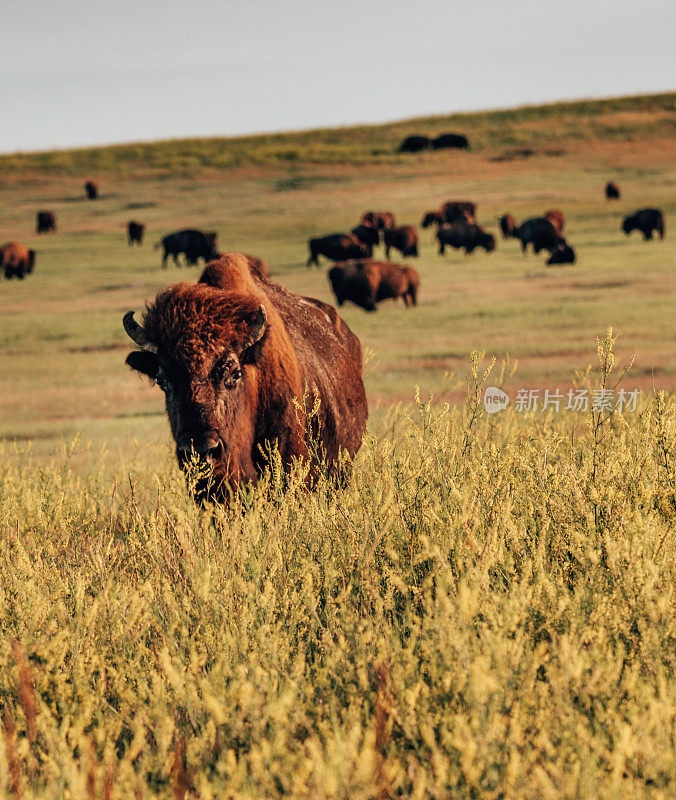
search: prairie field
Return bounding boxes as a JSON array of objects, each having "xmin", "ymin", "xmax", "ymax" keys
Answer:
[{"xmin": 0, "ymin": 94, "xmax": 674, "ymax": 798}]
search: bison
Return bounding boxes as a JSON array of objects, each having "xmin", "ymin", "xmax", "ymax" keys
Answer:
[
  {"xmin": 544, "ymin": 209, "xmax": 565, "ymax": 234},
  {"xmin": 84, "ymin": 181, "xmax": 99, "ymax": 200},
  {"xmin": 307, "ymin": 233, "xmax": 371, "ymax": 267},
  {"xmin": 36, "ymin": 210, "xmax": 56, "ymax": 234},
  {"xmin": 351, "ymin": 224, "xmax": 381, "ymax": 248},
  {"xmin": 441, "ymin": 201, "xmax": 476, "ymax": 224},
  {"xmin": 398, "ymin": 135, "xmax": 430, "ymax": 153},
  {"xmin": 512, "ymin": 217, "xmax": 562, "ymax": 254},
  {"xmin": 0, "ymin": 242, "xmax": 35, "ymax": 279},
  {"xmin": 360, "ymin": 211, "xmax": 395, "ymax": 230},
  {"xmin": 155, "ymin": 229, "xmax": 219, "ymax": 268},
  {"xmin": 546, "ymin": 244, "xmax": 576, "ymax": 265},
  {"xmin": 622, "ymin": 208, "xmax": 664, "ymax": 241},
  {"xmin": 243, "ymin": 254, "xmax": 270, "ymax": 278},
  {"xmin": 123, "ymin": 252, "xmax": 368, "ymax": 502},
  {"xmin": 127, "ymin": 221, "xmax": 145, "ymax": 246},
  {"xmin": 384, "ymin": 226, "xmax": 418, "ymax": 259},
  {"xmin": 421, "ymin": 211, "xmax": 445, "ymax": 229},
  {"xmin": 605, "ymin": 182, "xmax": 621, "ymax": 200},
  {"xmin": 328, "ymin": 260, "xmax": 419, "ymax": 312},
  {"xmin": 437, "ymin": 223, "xmax": 495, "ymax": 255},
  {"xmin": 499, "ymin": 214, "xmax": 516, "ymax": 239},
  {"xmin": 431, "ymin": 133, "xmax": 470, "ymax": 150}
]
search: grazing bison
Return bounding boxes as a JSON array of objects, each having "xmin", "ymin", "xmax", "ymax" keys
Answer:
[
  {"xmin": 123, "ymin": 252, "xmax": 368, "ymax": 502},
  {"xmin": 84, "ymin": 181, "xmax": 99, "ymax": 200},
  {"xmin": 512, "ymin": 217, "xmax": 561, "ymax": 254},
  {"xmin": 384, "ymin": 225, "xmax": 418, "ymax": 259},
  {"xmin": 127, "ymin": 221, "xmax": 145, "ymax": 246},
  {"xmin": 307, "ymin": 233, "xmax": 371, "ymax": 267},
  {"xmin": 437, "ymin": 223, "xmax": 496, "ymax": 255},
  {"xmin": 431, "ymin": 133, "xmax": 470, "ymax": 150},
  {"xmin": 441, "ymin": 201, "xmax": 476, "ymax": 224},
  {"xmin": 547, "ymin": 244, "xmax": 576, "ymax": 265},
  {"xmin": 622, "ymin": 208, "xmax": 664, "ymax": 241},
  {"xmin": 0, "ymin": 242, "xmax": 35, "ymax": 279},
  {"xmin": 36, "ymin": 210, "xmax": 56, "ymax": 234},
  {"xmin": 605, "ymin": 181, "xmax": 621, "ymax": 200},
  {"xmin": 399, "ymin": 135, "xmax": 430, "ymax": 153},
  {"xmin": 360, "ymin": 211, "xmax": 395, "ymax": 230},
  {"xmin": 328, "ymin": 260, "xmax": 419, "ymax": 312},
  {"xmin": 351, "ymin": 224, "xmax": 381, "ymax": 248},
  {"xmin": 155, "ymin": 229, "xmax": 218, "ymax": 268},
  {"xmin": 544, "ymin": 209, "xmax": 565, "ymax": 234},
  {"xmin": 421, "ymin": 210, "xmax": 445, "ymax": 229},
  {"xmin": 499, "ymin": 213, "xmax": 516, "ymax": 239}
]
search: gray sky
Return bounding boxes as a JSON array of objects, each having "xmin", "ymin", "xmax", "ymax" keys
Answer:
[{"xmin": 3, "ymin": 0, "xmax": 674, "ymax": 154}]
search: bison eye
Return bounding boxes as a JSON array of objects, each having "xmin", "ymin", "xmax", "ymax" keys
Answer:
[{"xmin": 213, "ymin": 355, "xmax": 241, "ymax": 389}]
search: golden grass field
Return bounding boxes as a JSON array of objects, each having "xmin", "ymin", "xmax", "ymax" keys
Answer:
[{"xmin": 0, "ymin": 94, "xmax": 674, "ymax": 798}]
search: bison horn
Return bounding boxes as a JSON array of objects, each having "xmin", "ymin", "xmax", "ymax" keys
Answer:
[
  {"xmin": 123, "ymin": 311, "xmax": 157, "ymax": 351},
  {"xmin": 243, "ymin": 305, "xmax": 267, "ymax": 350}
]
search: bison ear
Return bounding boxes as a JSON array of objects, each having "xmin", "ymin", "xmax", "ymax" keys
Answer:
[
  {"xmin": 242, "ymin": 305, "xmax": 267, "ymax": 351},
  {"xmin": 126, "ymin": 350, "xmax": 159, "ymax": 379}
]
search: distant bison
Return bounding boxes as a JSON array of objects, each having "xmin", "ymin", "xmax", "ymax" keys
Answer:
[
  {"xmin": 605, "ymin": 181, "xmax": 620, "ymax": 200},
  {"xmin": 547, "ymin": 244, "xmax": 576, "ymax": 265},
  {"xmin": 127, "ymin": 221, "xmax": 145, "ymax": 246},
  {"xmin": 431, "ymin": 133, "xmax": 470, "ymax": 150},
  {"xmin": 544, "ymin": 209, "xmax": 565, "ymax": 234},
  {"xmin": 328, "ymin": 260, "xmax": 419, "ymax": 312},
  {"xmin": 399, "ymin": 135, "xmax": 430, "ymax": 153},
  {"xmin": 499, "ymin": 213, "xmax": 516, "ymax": 239},
  {"xmin": 0, "ymin": 242, "xmax": 35, "ymax": 279},
  {"xmin": 437, "ymin": 223, "xmax": 496, "ymax": 255},
  {"xmin": 123, "ymin": 252, "xmax": 367, "ymax": 502},
  {"xmin": 384, "ymin": 225, "xmax": 418, "ymax": 259},
  {"xmin": 36, "ymin": 210, "xmax": 56, "ymax": 234},
  {"xmin": 360, "ymin": 211, "xmax": 395, "ymax": 230},
  {"xmin": 512, "ymin": 217, "xmax": 562, "ymax": 254},
  {"xmin": 307, "ymin": 233, "xmax": 371, "ymax": 266},
  {"xmin": 155, "ymin": 229, "xmax": 219, "ymax": 268},
  {"xmin": 351, "ymin": 224, "xmax": 381, "ymax": 248},
  {"xmin": 84, "ymin": 181, "xmax": 99, "ymax": 200},
  {"xmin": 441, "ymin": 201, "xmax": 476, "ymax": 224},
  {"xmin": 421, "ymin": 210, "xmax": 445, "ymax": 229},
  {"xmin": 622, "ymin": 208, "xmax": 664, "ymax": 240}
]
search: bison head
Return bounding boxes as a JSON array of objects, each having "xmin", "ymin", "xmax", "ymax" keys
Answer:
[
  {"xmin": 351, "ymin": 224, "xmax": 380, "ymax": 247},
  {"xmin": 483, "ymin": 233, "xmax": 496, "ymax": 252},
  {"xmin": 124, "ymin": 286, "xmax": 268, "ymax": 499},
  {"xmin": 621, "ymin": 217, "xmax": 633, "ymax": 235}
]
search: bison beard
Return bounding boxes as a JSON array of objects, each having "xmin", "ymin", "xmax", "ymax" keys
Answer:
[{"xmin": 124, "ymin": 253, "xmax": 368, "ymax": 502}]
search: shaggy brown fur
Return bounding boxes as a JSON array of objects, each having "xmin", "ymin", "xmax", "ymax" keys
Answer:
[
  {"xmin": 125, "ymin": 253, "xmax": 367, "ymax": 501},
  {"xmin": 328, "ymin": 260, "xmax": 419, "ymax": 311},
  {"xmin": 360, "ymin": 211, "xmax": 395, "ymax": 230},
  {"xmin": 243, "ymin": 254, "xmax": 270, "ymax": 277},
  {"xmin": 544, "ymin": 209, "xmax": 565, "ymax": 234},
  {"xmin": 384, "ymin": 226, "xmax": 418, "ymax": 259},
  {"xmin": 441, "ymin": 201, "xmax": 476, "ymax": 224},
  {"xmin": 0, "ymin": 242, "xmax": 35, "ymax": 279}
]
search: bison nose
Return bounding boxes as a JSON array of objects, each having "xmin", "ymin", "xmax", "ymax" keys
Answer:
[{"xmin": 177, "ymin": 436, "xmax": 223, "ymax": 465}]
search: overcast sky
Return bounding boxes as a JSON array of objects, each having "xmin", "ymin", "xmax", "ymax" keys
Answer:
[{"xmin": 2, "ymin": 0, "xmax": 674, "ymax": 154}]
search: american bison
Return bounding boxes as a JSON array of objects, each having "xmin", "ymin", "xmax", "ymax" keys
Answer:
[
  {"xmin": 605, "ymin": 181, "xmax": 620, "ymax": 200},
  {"xmin": 441, "ymin": 201, "xmax": 476, "ymax": 224},
  {"xmin": 307, "ymin": 233, "xmax": 371, "ymax": 267},
  {"xmin": 0, "ymin": 242, "xmax": 35, "ymax": 279},
  {"xmin": 431, "ymin": 133, "xmax": 470, "ymax": 150},
  {"xmin": 544, "ymin": 209, "xmax": 565, "ymax": 234},
  {"xmin": 547, "ymin": 244, "xmax": 576, "ymax": 265},
  {"xmin": 437, "ymin": 223, "xmax": 496, "ymax": 255},
  {"xmin": 84, "ymin": 181, "xmax": 99, "ymax": 200},
  {"xmin": 384, "ymin": 225, "xmax": 418, "ymax": 259},
  {"xmin": 360, "ymin": 211, "xmax": 395, "ymax": 230},
  {"xmin": 512, "ymin": 217, "xmax": 562, "ymax": 254},
  {"xmin": 123, "ymin": 252, "xmax": 368, "ymax": 502},
  {"xmin": 399, "ymin": 135, "xmax": 430, "ymax": 153},
  {"xmin": 328, "ymin": 260, "xmax": 419, "ymax": 312},
  {"xmin": 36, "ymin": 210, "xmax": 56, "ymax": 234},
  {"xmin": 499, "ymin": 214, "xmax": 516, "ymax": 239},
  {"xmin": 155, "ymin": 229, "xmax": 219, "ymax": 268},
  {"xmin": 127, "ymin": 221, "xmax": 145, "ymax": 246},
  {"xmin": 622, "ymin": 208, "xmax": 664, "ymax": 241},
  {"xmin": 421, "ymin": 211, "xmax": 445, "ymax": 229},
  {"xmin": 351, "ymin": 224, "xmax": 381, "ymax": 248}
]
